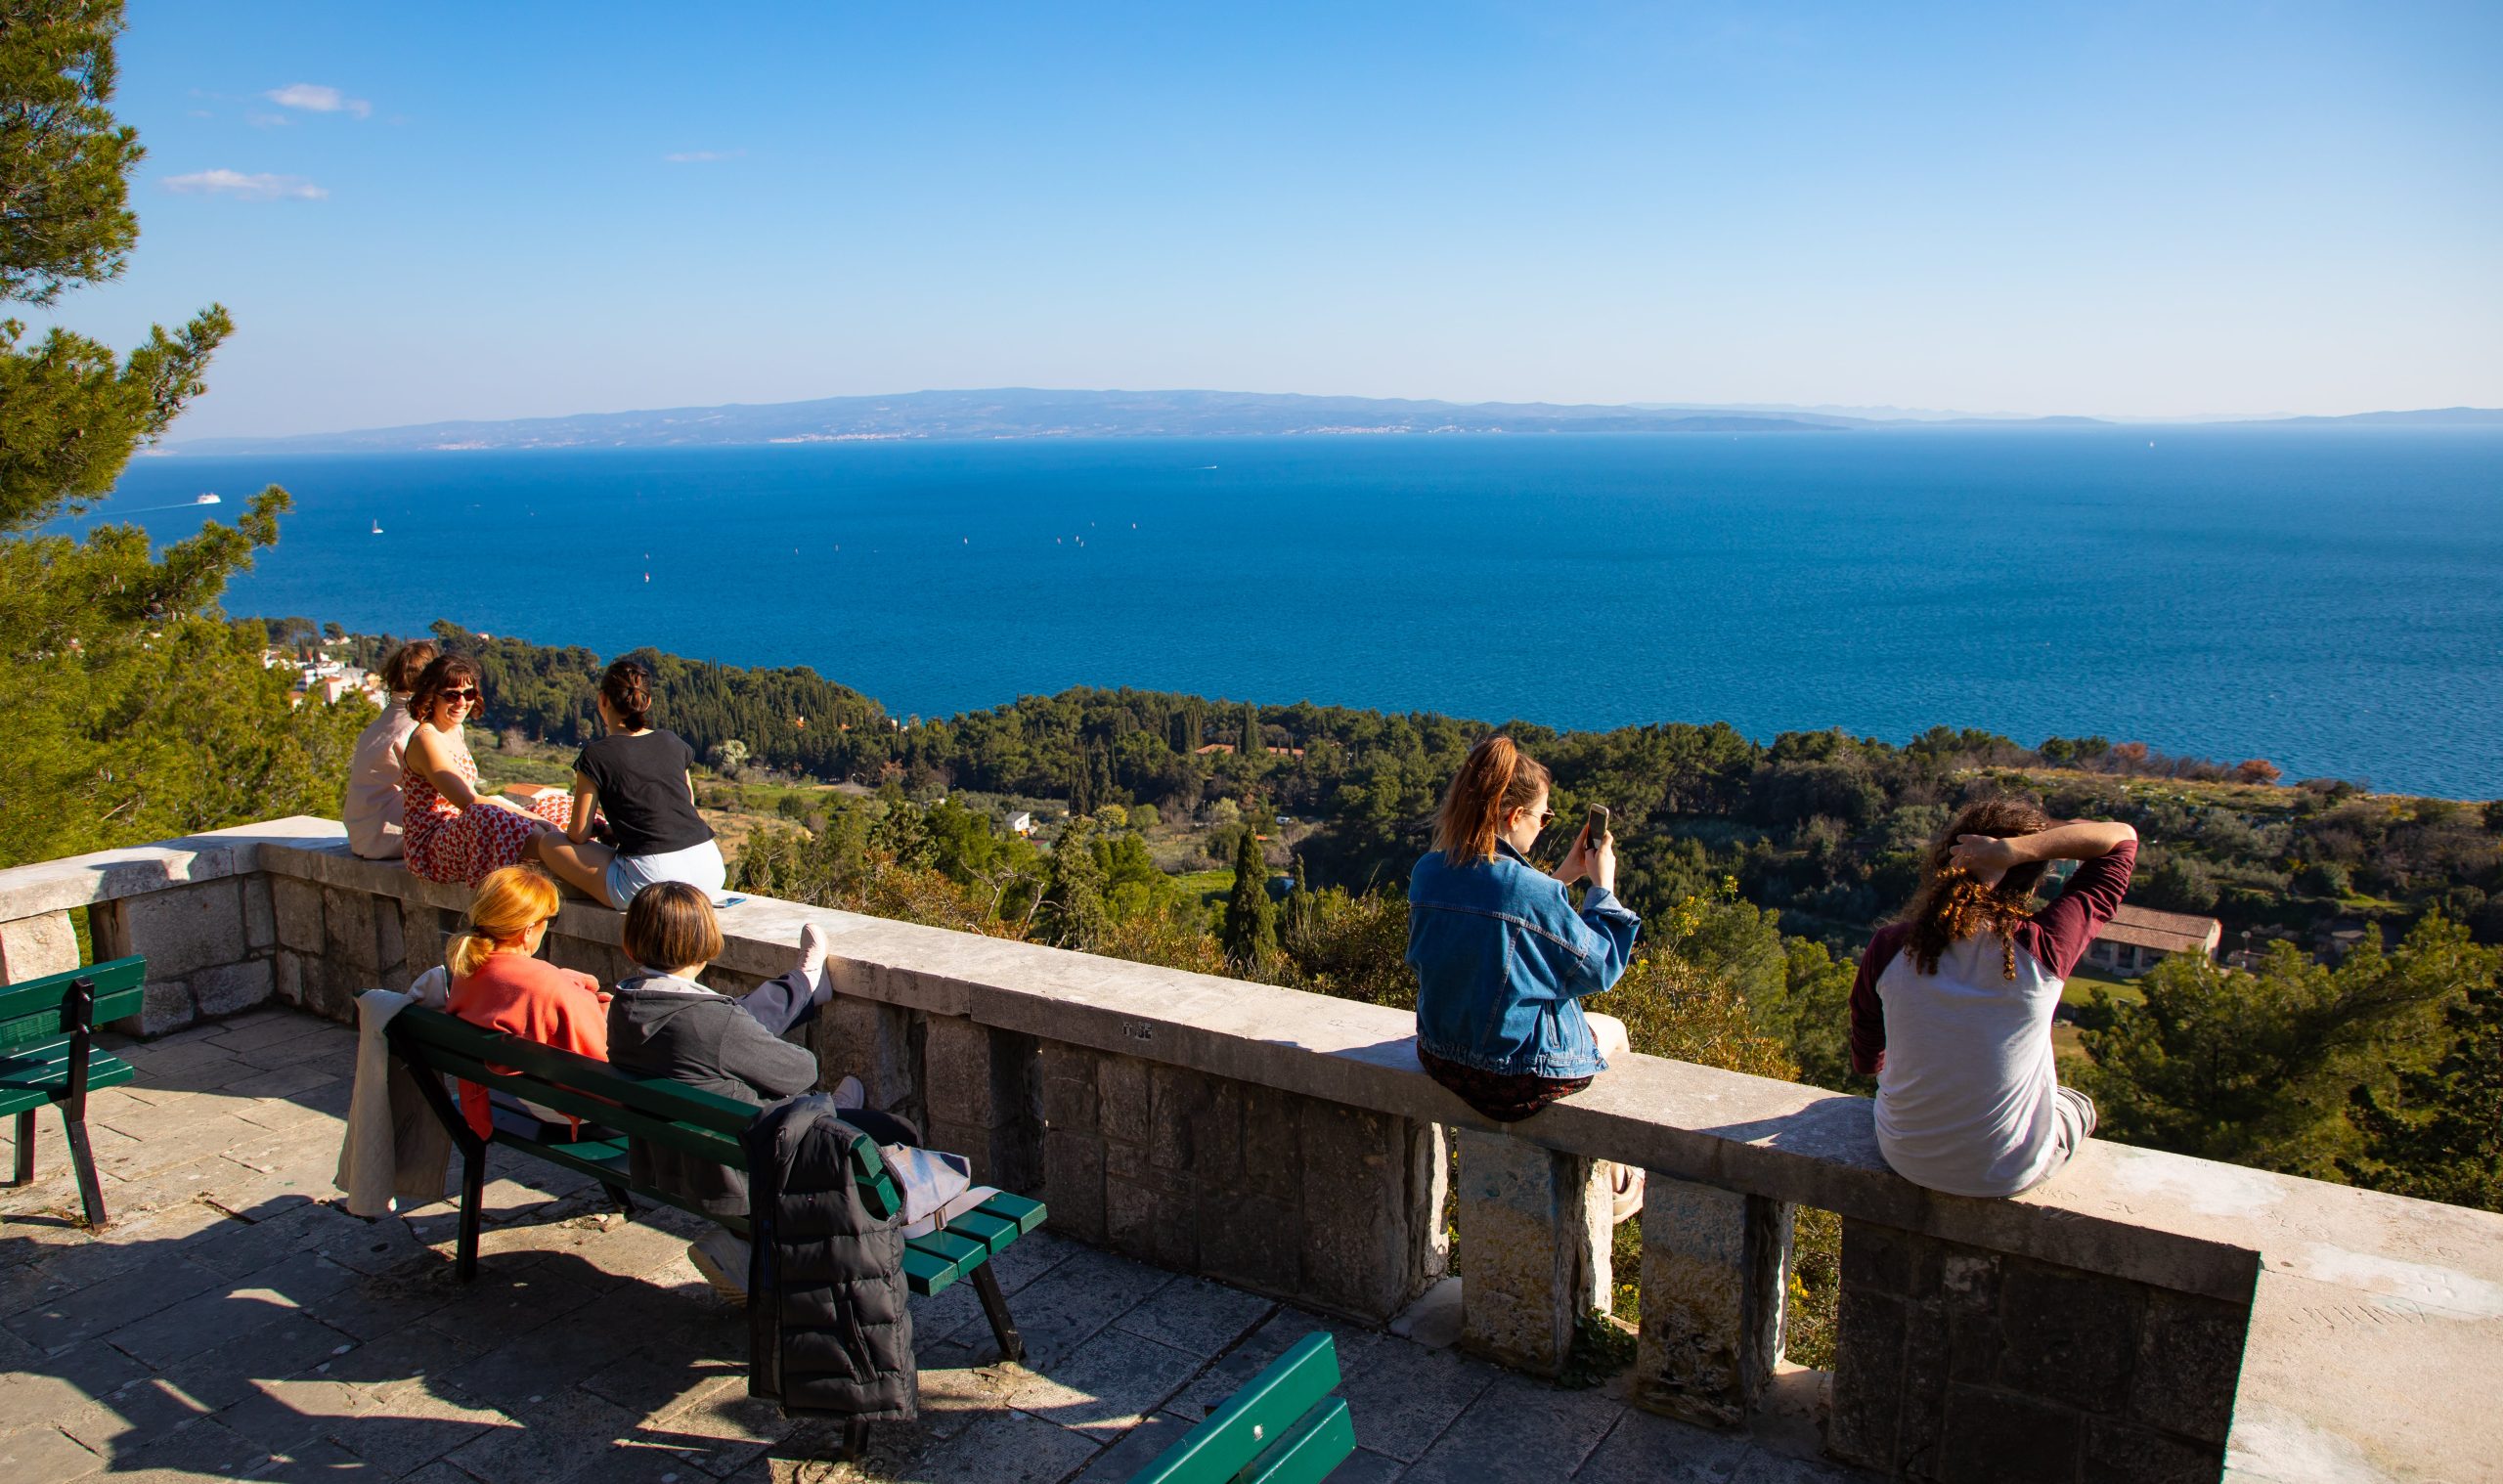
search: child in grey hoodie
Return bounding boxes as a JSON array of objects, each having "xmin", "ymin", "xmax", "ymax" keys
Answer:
[{"xmin": 606, "ymin": 882, "xmax": 913, "ymax": 1297}]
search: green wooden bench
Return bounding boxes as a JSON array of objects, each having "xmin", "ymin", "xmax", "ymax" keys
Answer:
[
  {"xmin": 1, "ymin": 956, "xmax": 145, "ymax": 1232},
  {"xmin": 383, "ymin": 1005, "xmax": 1045, "ymax": 1367},
  {"xmin": 1128, "ymin": 1331, "xmax": 1357, "ymax": 1484}
]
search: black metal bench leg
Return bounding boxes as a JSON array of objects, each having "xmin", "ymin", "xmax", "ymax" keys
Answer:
[
  {"xmin": 600, "ymin": 1181, "xmax": 636, "ymax": 1216},
  {"xmin": 61, "ymin": 1110, "xmax": 108, "ymax": 1231},
  {"xmin": 10, "ymin": 1111, "xmax": 31, "ymax": 1185},
  {"xmin": 456, "ymin": 1147, "xmax": 486, "ymax": 1281},
  {"xmin": 842, "ymin": 1418, "xmax": 869, "ymax": 1462},
  {"xmin": 970, "ymin": 1262, "xmax": 1024, "ymax": 1364}
]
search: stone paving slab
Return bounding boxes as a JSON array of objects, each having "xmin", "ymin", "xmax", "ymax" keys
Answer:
[{"xmin": 0, "ymin": 1005, "xmax": 1871, "ymax": 1484}]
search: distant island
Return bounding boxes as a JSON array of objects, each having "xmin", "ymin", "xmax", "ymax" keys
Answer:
[{"xmin": 162, "ymin": 388, "xmax": 2503, "ymax": 456}]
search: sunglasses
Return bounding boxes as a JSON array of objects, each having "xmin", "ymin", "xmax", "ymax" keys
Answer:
[{"xmin": 439, "ymin": 687, "xmax": 478, "ymax": 703}]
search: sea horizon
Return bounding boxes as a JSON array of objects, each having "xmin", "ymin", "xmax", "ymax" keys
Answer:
[{"xmin": 74, "ymin": 425, "xmax": 2503, "ymax": 799}]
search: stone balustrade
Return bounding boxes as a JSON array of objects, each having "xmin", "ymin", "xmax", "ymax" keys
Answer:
[{"xmin": 4, "ymin": 817, "xmax": 2499, "ymax": 1484}]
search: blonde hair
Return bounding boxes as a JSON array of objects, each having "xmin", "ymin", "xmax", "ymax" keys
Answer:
[
  {"xmin": 446, "ymin": 866, "xmax": 563, "ymax": 979},
  {"xmin": 1433, "ymin": 734, "xmax": 1552, "ymax": 864}
]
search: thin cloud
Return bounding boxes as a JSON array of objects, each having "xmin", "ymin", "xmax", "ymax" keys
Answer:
[
  {"xmin": 246, "ymin": 111, "xmax": 292, "ymax": 128},
  {"xmin": 265, "ymin": 83, "xmax": 372, "ymax": 119},
  {"xmin": 663, "ymin": 149, "xmax": 745, "ymax": 163},
  {"xmin": 162, "ymin": 169, "xmax": 328, "ymax": 201}
]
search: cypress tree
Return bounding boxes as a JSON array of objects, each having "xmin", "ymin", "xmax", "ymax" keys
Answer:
[
  {"xmin": 1040, "ymin": 815, "xmax": 1108, "ymax": 950},
  {"xmin": 1241, "ymin": 700, "xmax": 1262, "ymax": 756},
  {"xmin": 1221, "ymin": 828, "xmax": 1279, "ymax": 974}
]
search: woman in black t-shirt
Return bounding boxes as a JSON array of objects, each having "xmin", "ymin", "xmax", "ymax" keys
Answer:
[{"xmin": 534, "ymin": 660, "xmax": 726, "ymax": 908}]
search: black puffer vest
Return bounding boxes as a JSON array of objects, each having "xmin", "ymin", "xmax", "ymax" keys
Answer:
[{"xmin": 743, "ymin": 1094, "xmax": 917, "ymax": 1419}]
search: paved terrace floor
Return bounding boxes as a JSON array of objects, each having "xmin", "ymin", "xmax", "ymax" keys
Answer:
[{"xmin": 0, "ymin": 1005, "xmax": 1870, "ymax": 1484}]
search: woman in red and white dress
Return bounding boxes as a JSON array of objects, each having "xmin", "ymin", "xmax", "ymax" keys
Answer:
[{"xmin": 400, "ymin": 655, "xmax": 572, "ymax": 887}]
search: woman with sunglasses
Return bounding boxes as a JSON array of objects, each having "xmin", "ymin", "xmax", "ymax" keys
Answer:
[
  {"xmin": 1407, "ymin": 734, "xmax": 1642, "ymax": 1125},
  {"xmin": 399, "ymin": 655, "xmax": 573, "ymax": 887}
]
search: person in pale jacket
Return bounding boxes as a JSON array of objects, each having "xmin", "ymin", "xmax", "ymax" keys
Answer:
[{"xmin": 342, "ymin": 640, "xmax": 439, "ymax": 859}]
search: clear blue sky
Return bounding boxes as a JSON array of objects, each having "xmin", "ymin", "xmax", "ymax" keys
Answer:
[{"xmin": 40, "ymin": 1, "xmax": 2503, "ymax": 436}]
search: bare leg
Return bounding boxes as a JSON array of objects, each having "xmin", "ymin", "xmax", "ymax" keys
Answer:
[
  {"xmin": 1584, "ymin": 1011, "xmax": 1644, "ymax": 1221},
  {"xmin": 532, "ymin": 832, "xmax": 618, "ymax": 905}
]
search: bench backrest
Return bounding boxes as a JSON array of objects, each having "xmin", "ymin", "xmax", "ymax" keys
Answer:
[
  {"xmin": 1129, "ymin": 1331, "xmax": 1355, "ymax": 1484},
  {"xmin": 388, "ymin": 1003, "xmax": 900, "ymax": 1217},
  {"xmin": 0, "ymin": 956, "xmax": 146, "ymax": 1053}
]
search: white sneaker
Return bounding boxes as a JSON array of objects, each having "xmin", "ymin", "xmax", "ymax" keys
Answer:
[
  {"xmin": 687, "ymin": 1231, "xmax": 751, "ymax": 1303},
  {"xmin": 797, "ymin": 921, "xmax": 836, "ymax": 1005},
  {"xmin": 1608, "ymin": 1163, "xmax": 1645, "ymax": 1225}
]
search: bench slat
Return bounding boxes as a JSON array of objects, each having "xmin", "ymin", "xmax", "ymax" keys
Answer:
[
  {"xmin": 901, "ymin": 1244, "xmax": 957, "ymax": 1294},
  {"xmin": 1129, "ymin": 1332, "xmax": 1344, "ymax": 1484},
  {"xmin": 977, "ymin": 1191, "xmax": 1047, "ymax": 1235},
  {"xmin": 409, "ymin": 1042, "xmax": 748, "ymax": 1164},
  {"xmin": 393, "ymin": 1008, "xmax": 758, "ymax": 1135},
  {"xmin": 948, "ymin": 1208, "xmax": 1020, "ymax": 1254},
  {"xmin": 1241, "ymin": 1395, "xmax": 1355, "ymax": 1484},
  {"xmin": 0, "ymin": 957, "xmax": 148, "ymax": 1036},
  {"xmin": 911, "ymin": 1229, "xmax": 987, "ymax": 1273}
]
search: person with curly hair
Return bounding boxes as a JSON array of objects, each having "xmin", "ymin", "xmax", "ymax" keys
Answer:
[{"xmin": 1849, "ymin": 799, "xmax": 2137, "ymax": 1197}]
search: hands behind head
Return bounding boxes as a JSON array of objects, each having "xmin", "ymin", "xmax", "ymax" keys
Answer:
[{"xmin": 1948, "ymin": 833, "xmax": 2024, "ymax": 876}]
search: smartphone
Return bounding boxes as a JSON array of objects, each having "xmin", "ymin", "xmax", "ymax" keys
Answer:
[{"xmin": 1583, "ymin": 804, "xmax": 1609, "ymax": 851}]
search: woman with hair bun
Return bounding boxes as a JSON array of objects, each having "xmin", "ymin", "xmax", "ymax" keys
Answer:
[
  {"xmin": 343, "ymin": 638, "xmax": 439, "ymax": 859},
  {"xmin": 1408, "ymin": 734, "xmax": 1642, "ymax": 1123},
  {"xmin": 442, "ymin": 865, "xmax": 609, "ymax": 1137},
  {"xmin": 1849, "ymin": 800, "xmax": 2136, "ymax": 1198},
  {"xmin": 402, "ymin": 654, "xmax": 572, "ymax": 886},
  {"xmin": 533, "ymin": 658, "xmax": 725, "ymax": 908}
]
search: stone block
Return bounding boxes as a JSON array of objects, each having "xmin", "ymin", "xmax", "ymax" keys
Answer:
[
  {"xmin": 1935, "ymin": 1384, "xmax": 2084, "ymax": 1484},
  {"xmin": 192, "ymin": 958, "xmax": 275, "ymax": 1017},
  {"xmin": 1106, "ymin": 1170, "xmax": 1196, "ymax": 1271},
  {"xmin": 1298, "ymin": 1102, "xmax": 1441, "ymax": 1321},
  {"xmin": 242, "ymin": 876, "xmax": 277, "ymax": 951},
  {"xmin": 1239, "ymin": 1083, "xmax": 1305, "ymax": 1203},
  {"xmin": 1192, "ymin": 1189, "xmax": 1301, "ymax": 1295},
  {"xmin": 1826, "ymin": 1286, "xmax": 1907, "ymax": 1470},
  {"xmin": 1044, "ymin": 1125, "xmax": 1108, "ymax": 1243},
  {"xmin": 1454, "ymin": 1127, "xmax": 1595, "ymax": 1375},
  {"xmin": 1997, "ymin": 1261, "xmax": 2139, "ymax": 1413},
  {"xmin": 0, "ymin": 910, "xmax": 80, "ymax": 982},
  {"xmin": 1632, "ymin": 1177, "xmax": 1791, "ymax": 1429},
  {"xmin": 273, "ymin": 949, "xmax": 303, "ymax": 1006},
  {"xmin": 988, "ymin": 1027, "xmax": 1045, "ymax": 1193},
  {"xmin": 401, "ymin": 898, "xmax": 447, "ymax": 981},
  {"xmin": 117, "ymin": 978, "xmax": 198, "ymax": 1037},
  {"xmin": 272, "ymin": 874, "xmax": 325, "ymax": 953},
  {"xmin": 116, "ymin": 878, "xmax": 243, "ymax": 979},
  {"xmin": 2083, "ymin": 1418, "xmax": 2223, "ymax": 1484},
  {"xmin": 373, "ymin": 895, "xmax": 407, "ymax": 981},
  {"xmin": 1147, "ymin": 1062, "xmax": 1215, "ymax": 1172},
  {"xmin": 1041, "ymin": 1042, "xmax": 1102, "ymax": 1131},
  {"xmin": 2130, "ymin": 1288, "xmax": 2249, "ymax": 1446},
  {"xmin": 322, "ymin": 885, "xmax": 381, "ymax": 975},
  {"xmin": 1100, "ymin": 1053, "xmax": 1150, "ymax": 1142}
]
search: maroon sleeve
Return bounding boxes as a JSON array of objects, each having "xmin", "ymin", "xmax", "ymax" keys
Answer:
[
  {"xmin": 2017, "ymin": 837, "xmax": 2139, "ymax": 980},
  {"xmin": 1850, "ymin": 924, "xmax": 1909, "ymax": 1076}
]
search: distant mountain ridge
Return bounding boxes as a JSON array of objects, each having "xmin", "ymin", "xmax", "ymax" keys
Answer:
[{"xmin": 162, "ymin": 388, "xmax": 2503, "ymax": 455}]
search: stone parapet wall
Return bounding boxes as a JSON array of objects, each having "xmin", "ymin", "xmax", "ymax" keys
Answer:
[{"xmin": 6, "ymin": 817, "xmax": 2501, "ymax": 1482}]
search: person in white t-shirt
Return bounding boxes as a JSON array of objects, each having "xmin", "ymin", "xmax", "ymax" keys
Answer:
[
  {"xmin": 341, "ymin": 640, "xmax": 438, "ymax": 859},
  {"xmin": 1848, "ymin": 799, "xmax": 2137, "ymax": 1198}
]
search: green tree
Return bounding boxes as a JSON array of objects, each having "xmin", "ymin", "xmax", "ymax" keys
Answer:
[
  {"xmin": 1220, "ymin": 827, "xmax": 1278, "ymax": 973},
  {"xmin": 2076, "ymin": 918, "xmax": 2484, "ymax": 1178},
  {"xmin": 1038, "ymin": 815, "xmax": 1108, "ymax": 949},
  {"xmin": 2344, "ymin": 978, "xmax": 2503, "ymax": 1213},
  {"xmin": 1241, "ymin": 700, "xmax": 1262, "ymax": 756},
  {"xmin": 0, "ymin": 1, "xmax": 364, "ymax": 868}
]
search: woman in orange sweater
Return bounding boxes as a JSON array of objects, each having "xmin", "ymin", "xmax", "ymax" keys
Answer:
[{"xmin": 445, "ymin": 865, "xmax": 611, "ymax": 1137}]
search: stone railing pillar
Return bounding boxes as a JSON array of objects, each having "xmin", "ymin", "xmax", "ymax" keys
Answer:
[
  {"xmin": 1453, "ymin": 1128, "xmax": 1613, "ymax": 1375},
  {"xmin": 1632, "ymin": 1176, "xmax": 1792, "ymax": 1428},
  {"xmin": 0, "ymin": 910, "xmax": 81, "ymax": 983}
]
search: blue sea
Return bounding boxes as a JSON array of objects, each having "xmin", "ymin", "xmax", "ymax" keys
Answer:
[{"xmin": 79, "ymin": 427, "xmax": 2503, "ymax": 799}]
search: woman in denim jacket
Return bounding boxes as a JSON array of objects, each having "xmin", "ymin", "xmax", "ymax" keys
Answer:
[{"xmin": 1409, "ymin": 734, "xmax": 1641, "ymax": 1124}]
